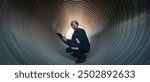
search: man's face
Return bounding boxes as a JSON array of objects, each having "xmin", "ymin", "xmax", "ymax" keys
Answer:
[{"xmin": 71, "ymin": 22, "xmax": 78, "ymax": 30}]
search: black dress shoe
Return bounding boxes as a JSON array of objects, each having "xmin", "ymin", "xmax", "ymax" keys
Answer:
[{"xmin": 75, "ymin": 58, "xmax": 86, "ymax": 63}]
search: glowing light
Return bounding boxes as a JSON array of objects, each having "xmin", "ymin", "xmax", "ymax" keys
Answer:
[{"xmin": 65, "ymin": 27, "xmax": 74, "ymax": 39}]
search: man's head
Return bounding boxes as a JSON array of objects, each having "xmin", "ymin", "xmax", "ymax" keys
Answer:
[{"xmin": 71, "ymin": 20, "xmax": 79, "ymax": 30}]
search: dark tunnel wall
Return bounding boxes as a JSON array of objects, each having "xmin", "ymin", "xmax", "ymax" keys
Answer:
[{"xmin": 0, "ymin": 0, "xmax": 150, "ymax": 64}]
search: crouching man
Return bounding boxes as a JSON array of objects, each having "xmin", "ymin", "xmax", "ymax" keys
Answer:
[{"xmin": 62, "ymin": 20, "xmax": 90, "ymax": 63}]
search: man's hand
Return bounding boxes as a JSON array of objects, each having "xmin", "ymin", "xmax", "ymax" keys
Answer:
[{"xmin": 62, "ymin": 37, "xmax": 67, "ymax": 42}]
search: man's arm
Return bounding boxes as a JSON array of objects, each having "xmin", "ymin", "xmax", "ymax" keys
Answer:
[
  {"xmin": 61, "ymin": 37, "xmax": 79, "ymax": 47},
  {"xmin": 65, "ymin": 38, "xmax": 79, "ymax": 47},
  {"xmin": 73, "ymin": 29, "xmax": 87, "ymax": 45},
  {"xmin": 65, "ymin": 29, "xmax": 87, "ymax": 47}
]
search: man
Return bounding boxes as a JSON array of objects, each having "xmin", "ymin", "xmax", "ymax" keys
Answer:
[{"xmin": 62, "ymin": 20, "xmax": 90, "ymax": 63}]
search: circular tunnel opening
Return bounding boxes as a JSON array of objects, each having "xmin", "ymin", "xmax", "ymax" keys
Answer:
[{"xmin": 0, "ymin": 0, "xmax": 149, "ymax": 64}]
